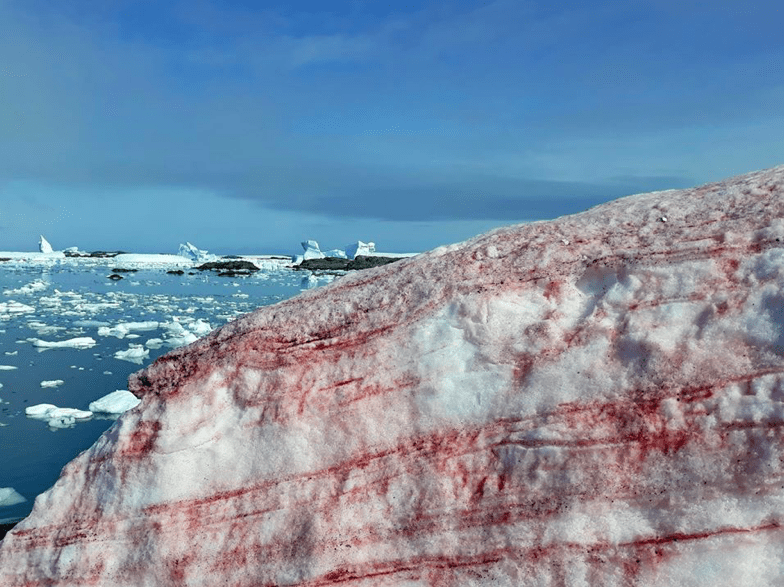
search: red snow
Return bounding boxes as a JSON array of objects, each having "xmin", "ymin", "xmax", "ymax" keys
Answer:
[{"xmin": 1, "ymin": 165, "xmax": 784, "ymax": 586}]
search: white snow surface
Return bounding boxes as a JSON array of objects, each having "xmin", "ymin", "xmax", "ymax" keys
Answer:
[
  {"xmin": 2, "ymin": 165, "xmax": 784, "ymax": 586},
  {"xmin": 88, "ymin": 390, "xmax": 141, "ymax": 414}
]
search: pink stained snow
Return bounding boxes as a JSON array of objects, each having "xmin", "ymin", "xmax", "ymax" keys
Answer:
[{"xmin": 1, "ymin": 165, "xmax": 784, "ymax": 586}]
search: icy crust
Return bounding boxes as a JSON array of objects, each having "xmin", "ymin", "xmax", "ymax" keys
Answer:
[{"xmin": 2, "ymin": 165, "xmax": 784, "ymax": 586}]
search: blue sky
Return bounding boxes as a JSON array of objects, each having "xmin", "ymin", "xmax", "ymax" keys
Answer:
[{"xmin": 1, "ymin": 0, "xmax": 782, "ymax": 254}]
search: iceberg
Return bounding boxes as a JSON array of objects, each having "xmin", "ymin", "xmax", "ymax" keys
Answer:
[
  {"xmin": 344, "ymin": 240, "xmax": 375, "ymax": 259},
  {"xmin": 177, "ymin": 242, "xmax": 216, "ymax": 263},
  {"xmin": 88, "ymin": 390, "xmax": 141, "ymax": 414},
  {"xmin": 0, "ymin": 488, "xmax": 26, "ymax": 508},
  {"xmin": 38, "ymin": 235, "xmax": 53, "ymax": 254},
  {"xmin": 2, "ymin": 165, "xmax": 784, "ymax": 586}
]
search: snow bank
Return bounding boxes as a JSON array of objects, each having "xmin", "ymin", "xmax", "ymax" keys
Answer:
[{"xmin": 2, "ymin": 165, "xmax": 784, "ymax": 586}]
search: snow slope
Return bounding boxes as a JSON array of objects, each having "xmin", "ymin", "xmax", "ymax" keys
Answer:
[{"xmin": 1, "ymin": 165, "xmax": 784, "ymax": 586}]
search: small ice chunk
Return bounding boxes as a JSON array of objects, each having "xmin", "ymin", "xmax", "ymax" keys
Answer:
[
  {"xmin": 0, "ymin": 300, "xmax": 35, "ymax": 317},
  {"xmin": 114, "ymin": 344, "xmax": 149, "ymax": 364},
  {"xmin": 32, "ymin": 337, "xmax": 97, "ymax": 349},
  {"xmin": 40, "ymin": 380, "xmax": 65, "ymax": 388},
  {"xmin": 145, "ymin": 338, "xmax": 164, "ymax": 349},
  {"xmin": 3, "ymin": 280, "xmax": 48, "ymax": 296},
  {"xmin": 0, "ymin": 487, "xmax": 26, "ymax": 507},
  {"xmin": 0, "ymin": 365, "xmax": 17, "ymax": 370},
  {"xmin": 88, "ymin": 390, "xmax": 141, "ymax": 414},
  {"xmin": 97, "ymin": 321, "xmax": 159, "ymax": 339},
  {"xmin": 189, "ymin": 319, "xmax": 212, "ymax": 337}
]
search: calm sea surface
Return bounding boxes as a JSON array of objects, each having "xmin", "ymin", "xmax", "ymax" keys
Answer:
[{"xmin": 0, "ymin": 260, "xmax": 313, "ymax": 524}]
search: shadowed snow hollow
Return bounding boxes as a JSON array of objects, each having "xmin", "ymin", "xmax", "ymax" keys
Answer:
[{"xmin": 2, "ymin": 165, "xmax": 784, "ymax": 586}]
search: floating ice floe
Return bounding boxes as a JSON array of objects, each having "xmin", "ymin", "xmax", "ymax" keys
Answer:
[
  {"xmin": 0, "ymin": 366, "xmax": 17, "ymax": 371},
  {"xmin": 97, "ymin": 321, "xmax": 160, "ymax": 339},
  {"xmin": 40, "ymin": 380, "xmax": 64, "ymax": 388},
  {"xmin": 114, "ymin": 344, "xmax": 149, "ymax": 364},
  {"xmin": 25, "ymin": 404, "xmax": 92, "ymax": 428},
  {"xmin": 0, "ymin": 301, "xmax": 35, "ymax": 320},
  {"xmin": 0, "ymin": 487, "xmax": 26, "ymax": 507},
  {"xmin": 88, "ymin": 390, "xmax": 141, "ymax": 414},
  {"xmin": 31, "ymin": 337, "xmax": 97, "ymax": 350},
  {"xmin": 3, "ymin": 280, "xmax": 48, "ymax": 296}
]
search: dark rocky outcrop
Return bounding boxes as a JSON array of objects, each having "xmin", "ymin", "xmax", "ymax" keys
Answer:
[
  {"xmin": 167, "ymin": 270, "xmax": 185, "ymax": 275},
  {"xmin": 195, "ymin": 260, "xmax": 259, "ymax": 272},
  {"xmin": 65, "ymin": 251, "xmax": 126, "ymax": 258},
  {"xmin": 111, "ymin": 268, "xmax": 138, "ymax": 273},
  {"xmin": 0, "ymin": 258, "xmax": 10, "ymax": 262},
  {"xmin": 107, "ymin": 274, "xmax": 123, "ymax": 280},
  {"xmin": 294, "ymin": 255, "xmax": 404, "ymax": 271}
]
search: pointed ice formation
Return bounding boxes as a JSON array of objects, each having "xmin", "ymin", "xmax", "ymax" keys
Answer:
[
  {"xmin": 2, "ymin": 165, "xmax": 784, "ymax": 586},
  {"xmin": 38, "ymin": 235, "xmax": 53, "ymax": 254},
  {"xmin": 176, "ymin": 242, "xmax": 216, "ymax": 263}
]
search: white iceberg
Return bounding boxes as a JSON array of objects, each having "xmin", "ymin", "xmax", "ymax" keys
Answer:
[
  {"xmin": 88, "ymin": 390, "xmax": 141, "ymax": 414},
  {"xmin": 177, "ymin": 242, "xmax": 217, "ymax": 263},
  {"xmin": 344, "ymin": 240, "xmax": 376, "ymax": 259},
  {"xmin": 301, "ymin": 239, "xmax": 325, "ymax": 260},
  {"xmin": 39, "ymin": 235, "xmax": 53, "ymax": 254},
  {"xmin": 0, "ymin": 487, "xmax": 26, "ymax": 508}
]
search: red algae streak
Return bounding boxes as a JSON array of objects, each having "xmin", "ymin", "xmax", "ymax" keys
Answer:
[{"xmin": 1, "ymin": 165, "xmax": 784, "ymax": 586}]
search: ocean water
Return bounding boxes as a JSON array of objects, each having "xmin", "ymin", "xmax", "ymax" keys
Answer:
[{"xmin": 0, "ymin": 261, "xmax": 314, "ymax": 524}]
